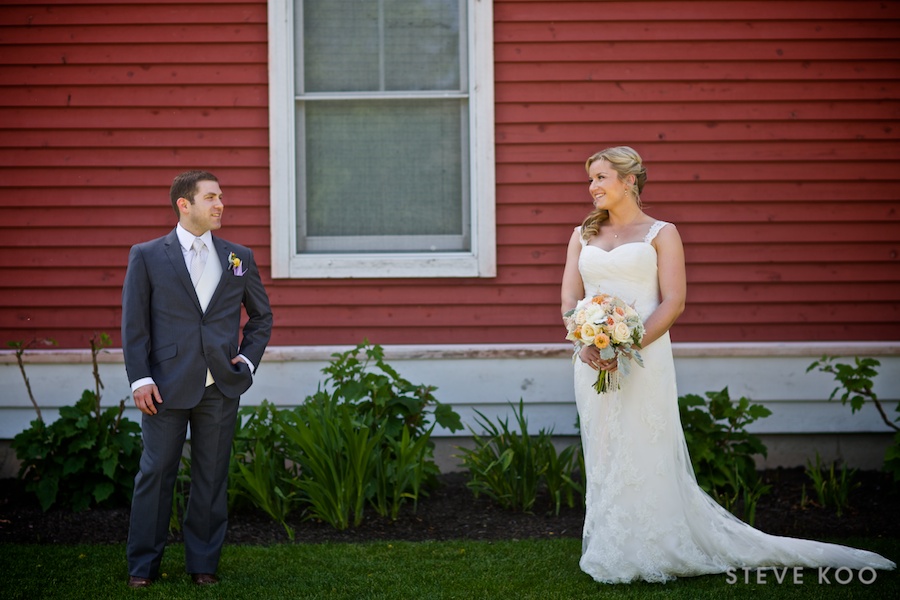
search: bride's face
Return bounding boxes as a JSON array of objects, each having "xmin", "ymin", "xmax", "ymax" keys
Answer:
[{"xmin": 588, "ymin": 159, "xmax": 631, "ymax": 210}]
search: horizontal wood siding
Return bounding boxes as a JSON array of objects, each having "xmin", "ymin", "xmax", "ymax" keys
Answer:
[
  {"xmin": 0, "ymin": 0, "xmax": 272, "ymax": 350},
  {"xmin": 1, "ymin": 0, "xmax": 898, "ymax": 350},
  {"xmin": 492, "ymin": 0, "xmax": 900, "ymax": 343}
]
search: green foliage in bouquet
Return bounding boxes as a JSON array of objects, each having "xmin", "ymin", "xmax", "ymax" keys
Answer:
[
  {"xmin": 678, "ymin": 387, "xmax": 772, "ymax": 525},
  {"xmin": 457, "ymin": 399, "xmax": 584, "ymax": 515},
  {"xmin": 807, "ymin": 356, "xmax": 900, "ymax": 483},
  {"xmin": 10, "ymin": 334, "xmax": 142, "ymax": 512}
]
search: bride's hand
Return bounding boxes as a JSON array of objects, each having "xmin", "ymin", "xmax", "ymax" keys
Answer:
[{"xmin": 579, "ymin": 346, "xmax": 618, "ymax": 372}]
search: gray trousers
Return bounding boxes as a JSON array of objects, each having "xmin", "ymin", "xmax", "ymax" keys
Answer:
[{"xmin": 126, "ymin": 385, "xmax": 239, "ymax": 578}]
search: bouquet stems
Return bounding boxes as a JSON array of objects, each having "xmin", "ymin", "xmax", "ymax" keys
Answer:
[{"xmin": 593, "ymin": 370, "xmax": 618, "ymax": 394}]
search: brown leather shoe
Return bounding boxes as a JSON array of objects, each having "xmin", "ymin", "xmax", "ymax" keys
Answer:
[
  {"xmin": 191, "ymin": 573, "xmax": 219, "ymax": 586},
  {"xmin": 127, "ymin": 576, "xmax": 153, "ymax": 588}
]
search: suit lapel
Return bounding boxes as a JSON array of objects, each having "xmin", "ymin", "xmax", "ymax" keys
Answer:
[{"xmin": 164, "ymin": 229, "xmax": 203, "ymax": 313}]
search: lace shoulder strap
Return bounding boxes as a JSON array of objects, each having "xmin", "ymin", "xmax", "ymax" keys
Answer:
[
  {"xmin": 643, "ymin": 220, "xmax": 670, "ymax": 244},
  {"xmin": 575, "ymin": 225, "xmax": 587, "ymax": 247}
]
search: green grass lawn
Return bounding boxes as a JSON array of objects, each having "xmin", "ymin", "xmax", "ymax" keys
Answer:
[{"xmin": 1, "ymin": 537, "xmax": 897, "ymax": 599}]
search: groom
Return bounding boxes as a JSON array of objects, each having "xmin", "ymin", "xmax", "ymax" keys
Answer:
[{"xmin": 121, "ymin": 170, "xmax": 273, "ymax": 588}]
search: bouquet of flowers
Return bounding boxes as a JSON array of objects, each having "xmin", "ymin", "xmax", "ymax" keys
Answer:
[{"xmin": 564, "ymin": 293, "xmax": 645, "ymax": 393}]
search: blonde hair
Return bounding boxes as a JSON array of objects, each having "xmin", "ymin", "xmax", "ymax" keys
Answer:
[{"xmin": 580, "ymin": 146, "xmax": 647, "ymax": 240}]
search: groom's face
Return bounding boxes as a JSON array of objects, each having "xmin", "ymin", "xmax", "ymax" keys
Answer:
[{"xmin": 180, "ymin": 179, "xmax": 224, "ymax": 236}]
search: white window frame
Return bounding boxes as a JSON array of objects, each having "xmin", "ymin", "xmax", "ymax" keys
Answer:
[{"xmin": 267, "ymin": 0, "xmax": 496, "ymax": 279}]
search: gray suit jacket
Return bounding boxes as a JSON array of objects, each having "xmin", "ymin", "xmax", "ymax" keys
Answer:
[{"xmin": 122, "ymin": 228, "xmax": 273, "ymax": 408}]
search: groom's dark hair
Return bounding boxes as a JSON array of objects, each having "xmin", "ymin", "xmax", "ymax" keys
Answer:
[{"xmin": 170, "ymin": 170, "xmax": 219, "ymax": 217}]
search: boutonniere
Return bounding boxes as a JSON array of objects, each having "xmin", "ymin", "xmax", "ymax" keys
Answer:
[{"xmin": 227, "ymin": 252, "xmax": 246, "ymax": 276}]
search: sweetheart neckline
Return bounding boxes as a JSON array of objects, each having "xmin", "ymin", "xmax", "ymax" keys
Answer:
[{"xmin": 583, "ymin": 241, "xmax": 656, "ymax": 254}]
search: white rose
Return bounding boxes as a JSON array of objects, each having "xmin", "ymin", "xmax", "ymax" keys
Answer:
[
  {"xmin": 612, "ymin": 321, "xmax": 631, "ymax": 344},
  {"xmin": 580, "ymin": 322, "xmax": 598, "ymax": 343}
]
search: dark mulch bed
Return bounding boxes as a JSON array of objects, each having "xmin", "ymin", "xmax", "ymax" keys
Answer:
[{"xmin": 1, "ymin": 467, "xmax": 898, "ymax": 546}]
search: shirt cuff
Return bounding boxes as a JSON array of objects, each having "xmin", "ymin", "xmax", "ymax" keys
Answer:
[
  {"xmin": 130, "ymin": 377, "xmax": 155, "ymax": 392},
  {"xmin": 238, "ymin": 354, "xmax": 256, "ymax": 375}
]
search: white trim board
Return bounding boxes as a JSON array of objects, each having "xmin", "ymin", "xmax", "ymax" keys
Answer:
[{"xmin": 1, "ymin": 342, "xmax": 897, "ymax": 439}]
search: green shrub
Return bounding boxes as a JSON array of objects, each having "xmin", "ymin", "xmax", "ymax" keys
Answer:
[
  {"xmin": 10, "ymin": 334, "xmax": 142, "ymax": 511},
  {"xmin": 540, "ymin": 435, "xmax": 584, "ymax": 516},
  {"xmin": 804, "ymin": 452, "xmax": 860, "ymax": 517},
  {"xmin": 373, "ymin": 422, "xmax": 436, "ymax": 520},
  {"xmin": 317, "ymin": 340, "xmax": 462, "ymax": 516},
  {"xmin": 678, "ymin": 387, "xmax": 772, "ymax": 525},
  {"xmin": 217, "ymin": 342, "xmax": 456, "ymax": 532},
  {"xmin": 808, "ymin": 356, "xmax": 900, "ymax": 483},
  {"xmin": 457, "ymin": 399, "xmax": 583, "ymax": 515},
  {"xmin": 321, "ymin": 340, "xmax": 463, "ymax": 440},
  {"xmin": 282, "ymin": 391, "xmax": 384, "ymax": 530},
  {"xmin": 229, "ymin": 400, "xmax": 303, "ymax": 539}
]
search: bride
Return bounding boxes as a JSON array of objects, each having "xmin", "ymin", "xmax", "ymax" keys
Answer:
[{"xmin": 560, "ymin": 146, "xmax": 895, "ymax": 584}]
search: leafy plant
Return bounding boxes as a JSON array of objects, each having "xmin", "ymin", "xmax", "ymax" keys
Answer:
[
  {"xmin": 678, "ymin": 387, "xmax": 772, "ymax": 524},
  {"xmin": 739, "ymin": 472, "xmax": 770, "ymax": 526},
  {"xmin": 218, "ymin": 344, "xmax": 453, "ymax": 532},
  {"xmin": 807, "ymin": 357, "xmax": 888, "ymax": 421},
  {"xmin": 457, "ymin": 399, "xmax": 583, "ymax": 514},
  {"xmin": 233, "ymin": 439, "xmax": 301, "ymax": 538},
  {"xmin": 318, "ymin": 340, "xmax": 459, "ymax": 515},
  {"xmin": 808, "ymin": 356, "xmax": 900, "ymax": 483},
  {"xmin": 282, "ymin": 392, "xmax": 384, "ymax": 530},
  {"xmin": 804, "ymin": 452, "xmax": 860, "ymax": 517},
  {"xmin": 541, "ymin": 438, "xmax": 584, "ymax": 516},
  {"xmin": 373, "ymin": 423, "xmax": 436, "ymax": 520},
  {"xmin": 228, "ymin": 400, "xmax": 303, "ymax": 538},
  {"xmin": 321, "ymin": 340, "xmax": 463, "ymax": 440},
  {"xmin": 10, "ymin": 333, "xmax": 142, "ymax": 511}
]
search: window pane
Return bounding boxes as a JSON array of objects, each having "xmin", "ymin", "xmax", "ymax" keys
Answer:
[
  {"xmin": 302, "ymin": 0, "xmax": 462, "ymax": 92},
  {"xmin": 301, "ymin": 99, "xmax": 465, "ymax": 248},
  {"xmin": 385, "ymin": 0, "xmax": 461, "ymax": 91},
  {"xmin": 302, "ymin": 1, "xmax": 379, "ymax": 92}
]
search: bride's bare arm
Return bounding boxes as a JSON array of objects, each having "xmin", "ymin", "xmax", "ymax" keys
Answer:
[
  {"xmin": 641, "ymin": 224, "xmax": 686, "ymax": 348},
  {"xmin": 561, "ymin": 228, "xmax": 585, "ymax": 318},
  {"xmin": 561, "ymin": 228, "xmax": 604, "ymax": 368}
]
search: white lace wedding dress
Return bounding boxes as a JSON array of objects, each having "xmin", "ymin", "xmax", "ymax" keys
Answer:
[{"xmin": 573, "ymin": 221, "xmax": 895, "ymax": 584}]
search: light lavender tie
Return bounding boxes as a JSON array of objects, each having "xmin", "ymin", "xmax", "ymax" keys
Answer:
[{"xmin": 189, "ymin": 238, "xmax": 208, "ymax": 287}]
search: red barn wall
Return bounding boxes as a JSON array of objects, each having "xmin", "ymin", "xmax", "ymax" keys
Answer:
[{"xmin": 1, "ymin": 0, "xmax": 898, "ymax": 350}]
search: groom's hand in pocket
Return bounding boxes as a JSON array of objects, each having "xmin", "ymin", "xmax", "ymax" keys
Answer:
[{"xmin": 231, "ymin": 355, "xmax": 253, "ymax": 378}]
